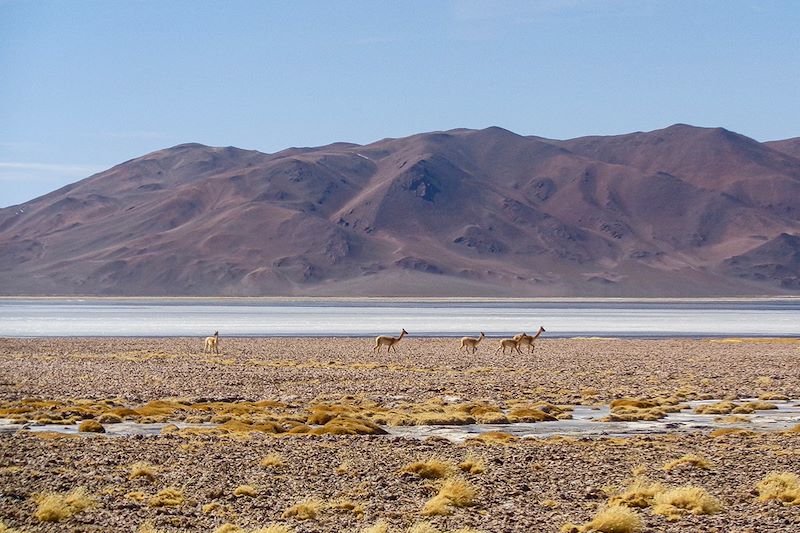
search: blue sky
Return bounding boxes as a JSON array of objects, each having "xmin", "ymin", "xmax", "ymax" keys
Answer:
[{"xmin": 2, "ymin": 0, "xmax": 799, "ymax": 207}]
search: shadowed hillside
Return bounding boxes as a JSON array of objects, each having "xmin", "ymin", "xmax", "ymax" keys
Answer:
[{"xmin": 2, "ymin": 125, "xmax": 800, "ymax": 296}]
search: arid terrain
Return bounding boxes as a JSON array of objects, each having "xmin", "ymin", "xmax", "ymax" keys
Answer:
[
  {"xmin": 1, "ymin": 337, "xmax": 800, "ymax": 532},
  {"xmin": 2, "ymin": 124, "xmax": 800, "ymax": 297}
]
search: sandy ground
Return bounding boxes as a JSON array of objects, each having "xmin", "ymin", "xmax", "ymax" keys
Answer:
[{"xmin": 1, "ymin": 337, "xmax": 800, "ymax": 532}]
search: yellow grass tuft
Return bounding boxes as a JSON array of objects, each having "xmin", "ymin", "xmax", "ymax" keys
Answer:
[
  {"xmin": 561, "ymin": 505, "xmax": 643, "ymax": 533},
  {"xmin": 234, "ymin": 485, "xmax": 257, "ymax": 497},
  {"xmin": 459, "ymin": 453, "xmax": 486, "ymax": 475},
  {"xmin": 213, "ymin": 525, "xmax": 244, "ymax": 533},
  {"xmin": 465, "ymin": 431, "xmax": 517, "ymax": 445},
  {"xmin": 78, "ymin": 419, "xmax": 105, "ymax": 433},
  {"xmin": 422, "ymin": 476, "xmax": 477, "ymax": 515},
  {"xmin": 662, "ymin": 454, "xmax": 712, "ymax": 471},
  {"xmin": 126, "ymin": 491, "xmax": 147, "ymax": 502},
  {"xmin": 34, "ymin": 486, "xmax": 94, "ymax": 522},
  {"xmin": 506, "ymin": 407, "xmax": 556, "ymax": 423},
  {"xmin": 758, "ymin": 392, "xmax": 788, "ymax": 401},
  {"xmin": 709, "ymin": 427, "xmax": 754, "ymax": 437},
  {"xmin": 421, "ymin": 494, "xmax": 452, "ymax": 516},
  {"xmin": 0, "ymin": 521, "xmax": 25, "ymax": 533},
  {"xmin": 401, "ymin": 458, "xmax": 452, "ymax": 479},
  {"xmin": 439, "ymin": 476, "xmax": 477, "ymax": 507},
  {"xmin": 361, "ymin": 520, "xmax": 390, "ymax": 533},
  {"xmin": 651, "ymin": 486, "xmax": 722, "ymax": 521},
  {"xmin": 755, "ymin": 472, "xmax": 800, "ymax": 505},
  {"xmin": 695, "ymin": 401, "xmax": 733, "ymax": 414},
  {"xmin": 282, "ymin": 498, "xmax": 323, "ymax": 520},
  {"xmin": 331, "ymin": 499, "xmax": 364, "ymax": 516},
  {"xmin": 260, "ymin": 453, "xmax": 285, "ymax": 468},
  {"xmin": 129, "ymin": 462, "xmax": 158, "ymax": 481},
  {"xmin": 610, "ymin": 399, "xmax": 659, "ymax": 409},
  {"xmin": 138, "ymin": 521, "xmax": 169, "ymax": 533},
  {"xmin": 608, "ymin": 478, "xmax": 665, "ymax": 508},
  {"xmin": 252, "ymin": 526, "xmax": 294, "ymax": 533},
  {"xmin": 407, "ymin": 522, "xmax": 442, "ymax": 533},
  {"xmin": 715, "ymin": 415, "xmax": 750, "ymax": 424},
  {"xmin": 97, "ymin": 412, "xmax": 123, "ymax": 424},
  {"xmin": 148, "ymin": 487, "xmax": 184, "ymax": 507}
]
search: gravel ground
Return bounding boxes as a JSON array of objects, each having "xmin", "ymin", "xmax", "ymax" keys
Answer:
[{"xmin": 1, "ymin": 337, "xmax": 799, "ymax": 532}]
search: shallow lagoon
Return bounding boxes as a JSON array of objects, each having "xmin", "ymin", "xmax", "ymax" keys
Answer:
[{"xmin": 1, "ymin": 298, "xmax": 799, "ymax": 337}]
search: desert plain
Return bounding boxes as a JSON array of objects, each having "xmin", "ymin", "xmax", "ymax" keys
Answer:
[{"xmin": 1, "ymin": 336, "xmax": 799, "ymax": 532}]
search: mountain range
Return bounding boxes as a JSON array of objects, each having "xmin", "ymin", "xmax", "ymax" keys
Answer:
[{"xmin": 2, "ymin": 124, "xmax": 800, "ymax": 296}]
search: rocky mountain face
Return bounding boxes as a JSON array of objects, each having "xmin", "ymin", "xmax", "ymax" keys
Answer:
[{"xmin": 2, "ymin": 124, "xmax": 800, "ymax": 296}]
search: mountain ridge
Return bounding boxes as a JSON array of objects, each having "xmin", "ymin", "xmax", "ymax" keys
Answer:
[{"xmin": 2, "ymin": 124, "xmax": 799, "ymax": 296}]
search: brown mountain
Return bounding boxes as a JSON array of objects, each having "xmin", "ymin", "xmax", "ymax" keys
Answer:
[{"xmin": 2, "ymin": 124, "xmax": 800, "ymax": 296}]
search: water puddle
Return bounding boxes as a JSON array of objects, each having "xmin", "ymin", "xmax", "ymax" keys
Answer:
[
  {"xmin": 388, "ymin": 400, "xmax": 800, "ymax": 442},
  {"xmin": 1, "ymin": 400, "xmax": 797, "ymax": 440}
]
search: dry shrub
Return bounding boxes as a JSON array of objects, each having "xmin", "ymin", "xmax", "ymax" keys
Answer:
[
  {"xmin": 148, "ymin": 488, "xmax": 184, "ymax": 507},
  {"xmin": 561, "ymin": 505, "xmax": 643, "ymax": 533},
  {"xmin": 662, "ymin": 454, "xmax": 712, "ymax": 471},
  {"xmin": 401, "ymin": 458, "xmax": 452, "ymax": 479},
  {"xmin": 129, "ymin": 462, "xmax": 157, "ymax": 481},
  {"xmin": 34, "ymin": 486, "xmax": 94, "ymax": 522},
  {"xmin": 651, "ymin": 487, "xmax": 721, "ymax": 521},
  {"xmin": 260, "ymin": 453, "xmax": 285, "ymax": 468},
  {"xmin": 755, "ymin": 472, "xmax": 800, "ymax": 505},
  {"xmin": 78, "ymin": 419, "xmax": 105, "ymax": 433},
  {"xmin": 234, "ymin": 485, "xmax": 257, "ymax": 497},
  {"xmin": 282, "ymin": 498, "xmax": 322, "ymax": 520}
]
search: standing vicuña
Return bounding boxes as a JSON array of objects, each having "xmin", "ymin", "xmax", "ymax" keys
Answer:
[
  {"xmin": 513, "ymin": 326, "xmax": 546, "ymax": 354},
  {"xmin": 494, "ymin": 337, "xmax": 522, "ymax": 355},
  {"xmin": 373, "ymin": 329, "xmax": 408, "ymax": 353},
  {"xmin": 204, "ymin": 331, "xmax": 220, "ymax": 354},
  {"xmin": 460, "ymin": 332, "xmax": 485, "ymax": 353}
]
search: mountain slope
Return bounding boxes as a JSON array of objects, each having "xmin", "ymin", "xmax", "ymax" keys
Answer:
[{"xmin": 1, "ymin": 125, "xmax": 799, "ymax": 296}]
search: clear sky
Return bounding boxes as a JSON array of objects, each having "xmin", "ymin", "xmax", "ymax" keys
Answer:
[{"xmin": 2, "ymin": 0, "xmax": 799, "ymax": 207}]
